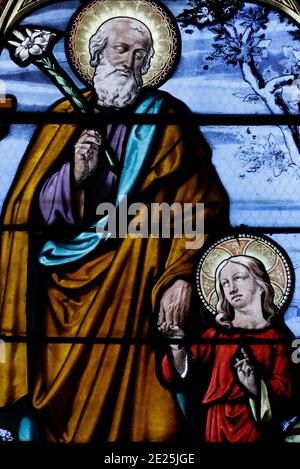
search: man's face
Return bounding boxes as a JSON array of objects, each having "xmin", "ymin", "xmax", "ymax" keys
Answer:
[
  {"xmin": 104, "ymin": 22, "xmax": 150, "ymax": 78},
  {"xmin": 92, "ymin": 21, "xmax": 151, "ymax": 109}
]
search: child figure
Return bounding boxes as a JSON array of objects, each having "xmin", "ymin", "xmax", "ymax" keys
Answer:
[{"xmin": 159, "ymin": 255, "xmax": 295, "ymax": 443}]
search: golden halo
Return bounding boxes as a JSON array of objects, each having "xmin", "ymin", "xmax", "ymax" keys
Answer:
[
  {"xmin": 67, "ymin": 0, "xmax": 180, "ymax": 88},
  {"xmin": 196, "ymin": 234, "xmax": 294, "ymax": 316}
]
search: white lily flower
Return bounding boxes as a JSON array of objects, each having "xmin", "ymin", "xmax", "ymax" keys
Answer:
[
  {"xmin": 8, "ymin": 28, "xmax": 56, "ymax": 62},
  {"xmin": 6, "ymin": 26, "xmax": 89, "ymax": 114}
]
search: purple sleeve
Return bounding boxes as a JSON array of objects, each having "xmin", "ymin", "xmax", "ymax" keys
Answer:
[{"xmin": 39, "ymin": 162, "xmax": 76, "ymax": 225}]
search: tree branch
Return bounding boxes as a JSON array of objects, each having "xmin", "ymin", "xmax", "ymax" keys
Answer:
[
  {"xmin": 242, "ymin": 26, "xmax": 253, "ymax": 44},
  {"xmin": 264, "ymin": 75, "xmax": 296, "ymax": 95},
  {"xmin": 241, "ymin": 62, "xmax": 265, "ymax": 94},
  {"xmin": 178, "ymin": 16, "xmax": 211, "ymax": 29},
  {"xmin": 223, "ymin": 23, "xmax": 237, "ymax": 39}
]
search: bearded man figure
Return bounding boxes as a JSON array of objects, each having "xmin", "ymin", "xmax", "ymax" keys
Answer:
[
  {"xmin": 90, "ymin": 18, "xmax": 153, "ymax": 108},
  {"xmin": 0, "ymin": 17, "xmax": 228, "ymax": 442}
]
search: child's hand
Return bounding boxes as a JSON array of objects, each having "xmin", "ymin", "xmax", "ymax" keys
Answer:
[
  {"xmin": 157, "ymin": 323, "xmax": 185, "ymax": 339},
  {"xmin": 234, "ymin": 347, "xmax": 258, "ymax": 397},
  {"xmin": 158, "ymin": 324, "xmax": 187, "ymax": 377}
]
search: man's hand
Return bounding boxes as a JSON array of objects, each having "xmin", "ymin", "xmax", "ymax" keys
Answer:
[
  {"xmin": 157, "ymin": 279, "xmax": 192, "ymax": 329},
  {"xmin": 234, "ymin": 347, "xmax": 258, "ymax": 397},
  {"xmin": 157, "ymin": 324, "xmax": 187, "ymax": 377},
  {"xmin": 74, "ymin": 129, "xmax": 102, "ymax": 186}
]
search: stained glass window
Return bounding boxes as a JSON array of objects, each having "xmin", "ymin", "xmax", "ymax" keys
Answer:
[{"xmin": 0, "ymin": 0, "xmax": 299, "ymax": 456}]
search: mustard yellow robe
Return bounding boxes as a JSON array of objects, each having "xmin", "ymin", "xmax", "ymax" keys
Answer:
[{"xmin": 0, "ymin": 92, "xmax": 228, "ymax": 442}]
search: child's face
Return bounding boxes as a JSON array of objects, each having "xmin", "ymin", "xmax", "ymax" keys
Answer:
[{"xmin": 220, "ymin": 263, "xmax": 261, "ymax": 310}]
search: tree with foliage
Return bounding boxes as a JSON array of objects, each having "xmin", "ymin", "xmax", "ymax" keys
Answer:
[
  {"xmin": 177, "ymin": 0, "xmax": 244, "ymax": 29},
  {"xmin": 177, "ymin": 1, "xmax": 300, "ymax": 169}
]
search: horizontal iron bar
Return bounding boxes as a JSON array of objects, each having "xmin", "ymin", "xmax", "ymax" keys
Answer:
[
  {"xmin": 0, "ymin": 225, "xmax": 300, "ymax": 233},
  {"xmin": 0, "ymin": 335, "xmax": 298, "ymax": 344},
  {"xmin": 1, "ymin": 112, "xmax": 300, "ymax": 126}
]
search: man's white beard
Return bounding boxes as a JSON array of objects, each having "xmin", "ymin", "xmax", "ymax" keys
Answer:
[{"xmin": 93, "ymin": 57, "xmax": 143, "ymax": 109}]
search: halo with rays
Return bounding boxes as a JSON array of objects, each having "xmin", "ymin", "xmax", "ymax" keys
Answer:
[
  {"xmin": 196, "ymin": 234, "xmax": 294, "ymax": 316},
  {"xmin": 67, "ymin": 0, "xmax": 180, "ymax": 88}
]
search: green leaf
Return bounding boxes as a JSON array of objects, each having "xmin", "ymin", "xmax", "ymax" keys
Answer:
[{"xmin": 55, "ymin": 75, "xmax": 67, "ymax": 86}]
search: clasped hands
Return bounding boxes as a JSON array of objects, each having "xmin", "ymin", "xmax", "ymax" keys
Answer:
[
  {"xmin": 157, "ymin": 279, "xmax": 192, "ymax": 338},
  {"xmin": 157, "ymin": 281, "xmax": 258, "ymax": 395},
  {"xmin": 157, "ymin": 279, "xmax": 191, "ymax": 376}
]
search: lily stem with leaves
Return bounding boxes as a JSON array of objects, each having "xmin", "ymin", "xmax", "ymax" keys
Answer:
[{"xmin": 35, "ymin": 55, "xmax": 89, "ymax": 113}]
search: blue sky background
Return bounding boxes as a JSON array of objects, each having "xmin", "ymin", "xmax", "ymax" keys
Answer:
[{"xmin": 0, "ymin": 0, "xmax": 299, "ymax": 332}]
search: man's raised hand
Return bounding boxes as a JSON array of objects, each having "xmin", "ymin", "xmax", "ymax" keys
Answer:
[{"xmin": 74, "ymin": 129, "xmax": 102, "ymax": 186}]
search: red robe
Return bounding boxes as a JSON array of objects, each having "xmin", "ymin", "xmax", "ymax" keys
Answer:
[{"xmin": 162, "ymin": 325, "xmax": 293, "ymax": 443}]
